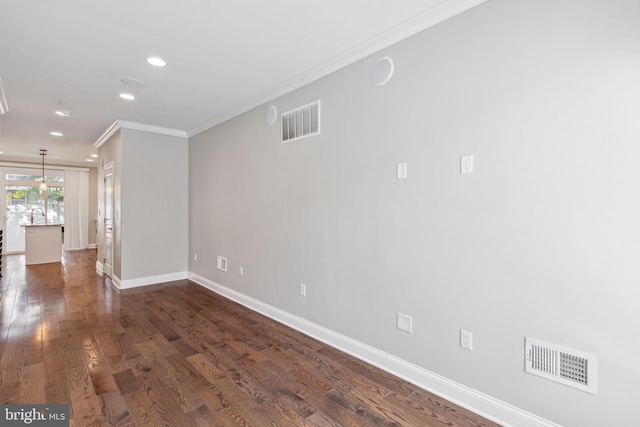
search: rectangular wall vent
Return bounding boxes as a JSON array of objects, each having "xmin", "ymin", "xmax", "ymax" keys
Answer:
[
  {"xmin": 525, "ymin": 338, "xmax": 597, "ymax": 394},
  {"xmin": 281, "ymin": 100, "xmax": 320, "ymax": 143},
  {"xmin": 216, "ymin": 256, "xmax": 228, "ymax": 272}
]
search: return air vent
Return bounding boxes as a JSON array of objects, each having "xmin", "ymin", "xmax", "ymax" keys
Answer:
[
  {"xmin": 525, "ymin": 338, "xmax": 597, "ymax": 394},
  {"xmin": 281, "ymin": 100, "xmax": 320, "ymax": 143}
]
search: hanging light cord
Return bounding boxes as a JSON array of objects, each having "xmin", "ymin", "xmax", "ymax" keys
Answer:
[{"xmin": 39, "ymin": 149, "xmax": 48, "ymax": 193}]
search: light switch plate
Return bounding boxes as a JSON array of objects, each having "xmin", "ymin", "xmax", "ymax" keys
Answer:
[
  {"xmin": 397, "ymin": 162, "xmax": 407, "ymax": 179},
  {"xmin": 397, "ymin": 313, "xmax": 413, "ymax": 333}
]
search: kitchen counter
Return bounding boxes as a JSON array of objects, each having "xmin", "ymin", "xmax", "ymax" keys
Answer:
[{"xmin": 22, "ymin": 223, "xmax": 63, "ymax": 265}]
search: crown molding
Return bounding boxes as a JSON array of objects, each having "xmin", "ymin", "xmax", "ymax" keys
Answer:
[
  {"xmin": 118, "ymin": 121, "xmax": 188, "ymax": 138},
  {"xmin": 94, "ymin": 121, "xmax": 120, "ymax": 148},
  {"xmin": 94, "ymin": 120, "xmax": 188, "ymax": 148},
  {"xmin": 187, "ymin": 0, "xmax": 488, "ymax": 137}
]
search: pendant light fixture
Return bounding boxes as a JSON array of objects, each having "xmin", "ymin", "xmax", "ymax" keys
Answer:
[{"xmin": 39, "ymin": 149, "xmax": 48, "ymax": 194}]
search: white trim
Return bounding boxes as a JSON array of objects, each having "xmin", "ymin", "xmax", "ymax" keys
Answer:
[
  {"xmin": 94, "ymin": 121, "xmax": 120, "ymax": 148},
  {"xmin": 0, "ymin": 76, "xmax": 9, "ymax": 115},
  {"xmin": 114, "ymin": 271, "xmax": 188, "ymax": 290},
  {"xmin": 94, "ymin": 120, "xmax": 188, "ymax": 148},
  {"xmin": 95, "ymin": 260, "xmax": 103, "ymax": 274},
  {"xmin": 88, "ymin": 243, "xmax": 97, "ymax": 249},
  {"xmin": 187, "ymin": 272, "xmax": 561, "ymax": 427},
  {"xmin": 187, "ymin": 0, "xmax": 489, "ymax": 137},
  {"xmin": 117, "ymin": 121, "xmax": 188, "ymax": 138}
]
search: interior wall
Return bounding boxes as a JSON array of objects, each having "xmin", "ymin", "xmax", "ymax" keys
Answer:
[
  {"xmin": 188, "ymin": 1, "xmax": 640, "ymax": 425},
  {"xmin": 120, "ymin": 128, "xmax": 188, "ymax": 281}
]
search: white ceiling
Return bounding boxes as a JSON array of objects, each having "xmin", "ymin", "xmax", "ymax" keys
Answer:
[{"xmin": 0, "ymin": 0, "xmax": 486, "ymax": 166}]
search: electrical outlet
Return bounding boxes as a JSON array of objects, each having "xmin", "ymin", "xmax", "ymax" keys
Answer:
[
  {"xmin": 299, "ymin": 283, "xmax": 306, "ymax": 297},
  {"xmin": 216, "ymin": 256, "xmax": 228, "ymax": 272},
  {"xmin": 460, "ymin": 329, "xmax": 473, "ymax": 350},
  {"xmin": 194, "ymin": 253, "xmax": 198, "ymax": 262},
  {"xmin": 461, "ymin": 155, "xmax": 473, "ymax": 174}
]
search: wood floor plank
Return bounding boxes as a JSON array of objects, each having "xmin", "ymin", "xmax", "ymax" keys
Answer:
[
  {"xmin": 97, "ymin": 390, "xmax": 134, "ymax": 427},
  {"xmin": 67, "ymin": 364, "xmax": 104, "ymax": 426},
  {"xmin": 123, "ymin": 389, "xmax": 164, "ymax": 427},
  {"xmin": 112, "ymin": 369, "xmax": 141, "ymax": 396},
  {"xmin": 187, "ymin": 378, "xmax": 230, "ymax": 413},
  {"xmin": 136, "ymin": 371, "xmax": 193, "ymax": 427},
  {"xmin": 1, "ymin": 250, "xmax": 501, "ymax": 427},
  {"xmin": 20, "ymin": 361, "xmax": 46, "ymax": 403}
]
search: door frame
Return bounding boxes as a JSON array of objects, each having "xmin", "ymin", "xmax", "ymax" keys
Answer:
[{"xmin": 103, "ymin": 161, "xmax": 114, "ymax": 278}]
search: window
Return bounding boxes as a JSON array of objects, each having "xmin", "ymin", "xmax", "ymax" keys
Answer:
[{"xmin": 4, "ymin": 171, "xmax": 64, "ymax": 252}]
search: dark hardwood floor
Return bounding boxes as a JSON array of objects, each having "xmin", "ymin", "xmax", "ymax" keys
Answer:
[{"xmin": 0, "ymin": 249, "xmax": 501, "ymax": 426}]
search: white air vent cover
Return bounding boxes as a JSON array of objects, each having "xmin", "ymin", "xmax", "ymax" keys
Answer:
[
  {"xmin": 281, "ymin": 100, "xmax": 320, "ymax": 143},
  {"xmin": 525, "ymin": 338, "xmax": 597, "ymax": 394}
]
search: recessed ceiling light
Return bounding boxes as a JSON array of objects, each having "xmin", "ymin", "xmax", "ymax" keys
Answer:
[
  {"xmin": 146, "ymin": 57, "xmax": 166, "ymax": 67},
  {"xmin": 86, "ymin": 159, "xmax": 94, "ymax": 162},
  {"xmin": 50, "ymin": 131, "xmax": 63, "ymax": 136},
  {"xmin": 91, "ymin": 154, "xmax": 98, "ymax": 158},
  {"xmin": 55, "ymin": 109, "xmax": 72, "ymax": 117},
  {"xmin": 119, "ymin": 93, "xmax": 135, "ymax": 100}
]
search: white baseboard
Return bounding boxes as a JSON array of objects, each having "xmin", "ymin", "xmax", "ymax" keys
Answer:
[
  {"xmin": 88, "ymin": 243, "xmax": 97, "ymax": 249},
  {"xmin": 187, "ymin": 272, "xmax": 560, "ymax": 427},
  {"xmin": 115, "ymin": 271, "xmax": 188, "ymax": 290},
  {"xmin": 96, "ymin": 261, "xmax": 103, "ymax": 274}
]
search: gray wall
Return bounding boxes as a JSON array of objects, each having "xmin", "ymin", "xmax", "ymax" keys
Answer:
[
  {"xmin": 188, "ymin": 1, "xmax": 640, "ymax": 425},
  {"xmin": 97, "ymin": 127, "xmax": 188, "ymax": 282},
  {"xmin": 120, "ymin": 128, "xmax": 189, "ymax": 280}
]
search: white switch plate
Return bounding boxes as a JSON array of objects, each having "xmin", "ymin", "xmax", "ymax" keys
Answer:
[
  {"xmin": 397, "ymin": 162, "xmax": 407, "ymax": 179},
  {"xmin": 461, "ymin": 155, "xmax": 473, "ymax": 174},
  {"xmin": 239, "ymin": 266, "xmax": 244, "ymax": 276},
  {"xmin": 397, "ymin": 313, "xmax": 413, "ymax": 333},
  {"xmin": 299, "ymin": 283, "xmax": 306, "ymax": 297},
  {"xmin": 460, "ymin": 329, "xmax": 473, "ymax": 350},
  {"xmin": 194, "ymin": 253, "xmax": 198, "ymax": 262}
]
